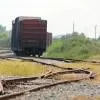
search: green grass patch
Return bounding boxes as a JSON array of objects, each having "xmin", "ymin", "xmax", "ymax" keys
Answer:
[{"xmin": 46, "ymin": 33, "xmax": 100, "ymax": 60}]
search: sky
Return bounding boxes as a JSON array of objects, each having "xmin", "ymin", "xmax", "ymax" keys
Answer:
[{"xmin": 0, "ymin": 0, "xmax": 100, "ymax": 38}]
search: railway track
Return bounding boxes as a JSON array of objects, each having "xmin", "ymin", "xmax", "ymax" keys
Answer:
[
  {"xmin": 0, "ymin": 52, "xmax": 98, "ymax": 99},
  {"xmin": 0, "ymin": 55, "xmax": 99, "ymax": 72},
  {"xmin": 0, "ymin": 53, "xmax": 100, "ymax": 64},
  {"xmin": 0, "ymin": 49, "xmax": 100, "ymax": 63},
  {"xmin": 0, "ymin": 68, "xmax": 95, "ymax": 100}
]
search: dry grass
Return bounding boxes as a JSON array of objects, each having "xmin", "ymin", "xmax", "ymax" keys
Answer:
[
  {"xmin": 0, "ymin": 59, "xmax": 50, "ymax": 77},
  {"xmin": 72, "ymin": 96, "xmax": 100, "ymax": 100}
]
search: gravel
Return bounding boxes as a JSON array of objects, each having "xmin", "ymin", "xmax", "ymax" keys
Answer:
[{"xmin": 10, "ymin": 81, "xmax": 100, "ymax": 100}]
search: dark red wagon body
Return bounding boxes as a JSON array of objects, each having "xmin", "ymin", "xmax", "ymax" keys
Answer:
[
  {"xmin": 47, "ymin": 32, "xmax": 52, "ymax": 47},
  {"xmin": 11, "ymin": 16, "xmax": 48, "ymax": 56}
]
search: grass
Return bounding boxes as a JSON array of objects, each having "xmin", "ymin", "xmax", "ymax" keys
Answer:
[
  {"xmin": 46, "ymin": 33, "xmax": 100, "ymax": 59},
  {"xmin": 72, "ymin": 96, "xmax": 100, "ymax": 100},
  {"xmin": 0, "ymin": 59, "xmax": 49, "ymax": 76}
]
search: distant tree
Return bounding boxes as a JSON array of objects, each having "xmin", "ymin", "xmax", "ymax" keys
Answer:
[
  {"xmin": 0, "ymin": 25, "xmax": 11, "ymax": 49},
  {"xmin": 80, "ymin": 32, "xmax": 85, "ymax": 38},
  {"xmin": 0, "ymin": 25, "xmax": 6, "ymax": 33}
]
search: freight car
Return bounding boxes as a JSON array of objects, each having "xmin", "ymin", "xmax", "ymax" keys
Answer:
[
  {"xmin": 47, "ymin": 32, "xmax": 52, "ymax": 47},
  {"xmin": 11, "ymin": 16, "xmax": 48, "ymax": 57}
]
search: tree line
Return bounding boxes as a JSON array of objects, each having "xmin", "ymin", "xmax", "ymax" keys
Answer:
[{"xmin": 0, "ymin": 25, "xmax": 11, "ymax": 49}]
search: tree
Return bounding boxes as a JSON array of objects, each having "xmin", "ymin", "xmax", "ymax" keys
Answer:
[{"xmin": 0, "ymin": 25, "xmax": 6, "ymax": 33}]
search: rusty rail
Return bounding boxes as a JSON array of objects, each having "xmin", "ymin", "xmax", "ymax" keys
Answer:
[
  {"xmin": 0, "ymin": 71, "xmax": 95, "ymax": 100},
  {"xmin": 0, "ymin": 55, "xmax": 100, "ymax": 64},
  {"xmin": 0, "ymin": 55, "xmax": 97, "ymax": 99}
]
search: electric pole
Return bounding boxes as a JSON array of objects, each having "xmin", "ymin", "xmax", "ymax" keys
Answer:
[
  {"xmin": 73, "ymin": 21, "xmax": 75, "ymax": 33},
  {"xmin": 95, "ymin": 25, "xmax": 97, "ymax": 40}
]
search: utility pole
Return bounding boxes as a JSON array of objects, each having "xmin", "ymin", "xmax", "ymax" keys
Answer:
[
  {"xmin": 73, "ymin": 21, "xmax": 75, "ymax": 33},
  {"xmin": 95, "ymin": 25, "xmax": 97, "ymax": 40}
]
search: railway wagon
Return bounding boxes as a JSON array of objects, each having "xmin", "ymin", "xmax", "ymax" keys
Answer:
[
  {"xmin": 11, "ymin": 16, "xmax": 47, "ymax": 56},
  {"xmin": 47, "ymin": 32, "xmax": 52, "ymax": 47}
]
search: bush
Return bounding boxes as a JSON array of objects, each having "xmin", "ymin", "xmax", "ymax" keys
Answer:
[{"xmin": 46, "ymin": 33, "xmax": 100, "ymax": 60}]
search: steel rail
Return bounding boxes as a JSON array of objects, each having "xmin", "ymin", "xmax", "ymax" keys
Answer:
[
  {"xmin": 0, "ymin": 54, "xmax": 100, "ymax": 64},
  {"xmin": 0, "ymin": 72, "xmax": 95, "ymax": 100},
  {"xmin": 2, "ymin": 68, "xmax": 92, "ymax": 86}
]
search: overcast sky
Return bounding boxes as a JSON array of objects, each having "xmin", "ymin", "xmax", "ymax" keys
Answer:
[{"xmin": 0, "ymin": 0, "xmax": 100, "ymax": 38}]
